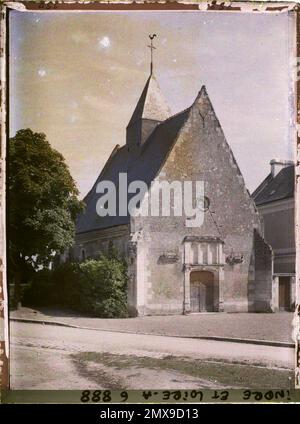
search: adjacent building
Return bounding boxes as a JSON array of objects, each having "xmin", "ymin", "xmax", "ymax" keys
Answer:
[{"xmin": 252, "ymin": 159, "xmax": 295, "ymax": 311}]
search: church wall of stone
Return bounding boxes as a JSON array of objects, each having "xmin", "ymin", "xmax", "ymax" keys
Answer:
[
  {"xmin": 73, "ymin": 77, "xmax": 274, "ymax": 317},
  {"xmin": 130, "ymin": 89, "xmax": 273, "ymax": 315},
  {"xmin": 133, "ymin": 222, "xmax": 185, "ymax": 315},
  {"xmin": 73, "ymin": 225, "xmax": 130, "ymax": 262},
  {"xmin": 72, "ymin": 225, "xmax": 143, "ymax": 317}
]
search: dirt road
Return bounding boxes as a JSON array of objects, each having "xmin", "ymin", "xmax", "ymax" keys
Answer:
[{"xmin": 10, "ymin": 321, "xmax": 294, "ymax": 389}]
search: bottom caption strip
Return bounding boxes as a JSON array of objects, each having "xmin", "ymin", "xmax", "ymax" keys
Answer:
[{"xmin": 1, "ymin": 389, "xmax": 298, "ymax": 403}]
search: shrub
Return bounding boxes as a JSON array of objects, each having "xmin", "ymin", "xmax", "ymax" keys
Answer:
[
  {"xmin": 23, "ymin": 269, "xmax": 58, "ymax": 306},
  {"xmin": 75, "ymin": 257, "xmax": 128, "ymax": 317},
  {"xmin": 23, "ymin": 255, "xmax": 128, "ymax": 318},
  {"xmin": 52, "ymin": 261, "xmax": 81, "ymax": 309}
]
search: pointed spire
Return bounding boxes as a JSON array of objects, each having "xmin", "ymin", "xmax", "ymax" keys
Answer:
[
  {"xmin": 126, "ymin": 36, "xmax": 171, "ymax": 147},
  {"xmin": 128, "ymin": 34, "xmax": 170, "ymax": 127},
  {"xmin": 127, "ymin": 73, "xmax": 171, "ymax": 127}
]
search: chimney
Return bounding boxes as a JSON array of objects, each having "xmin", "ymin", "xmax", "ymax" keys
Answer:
[{"xmin": 270, "ymin": 159, "xmax": 294, "ymax": 178}]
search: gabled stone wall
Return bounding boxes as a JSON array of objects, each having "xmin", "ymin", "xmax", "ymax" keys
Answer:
[{"xmin": 129, "ymin": 87, "xmax": 273, "ymax": 315}]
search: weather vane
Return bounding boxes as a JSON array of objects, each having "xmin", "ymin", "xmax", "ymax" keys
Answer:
[{"xmin": 148, "ymin": 34, "xmax": 157, "ymax": 75}]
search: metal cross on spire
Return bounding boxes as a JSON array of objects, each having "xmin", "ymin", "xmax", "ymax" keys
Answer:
[{"xmin": 148, "ymin": 34, "xmax": 157, "ymax": 75}]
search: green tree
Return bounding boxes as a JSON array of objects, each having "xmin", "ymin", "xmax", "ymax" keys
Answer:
[{"xmin": 8, "ymin": 129, "xmax": 85, "ymax": 307}]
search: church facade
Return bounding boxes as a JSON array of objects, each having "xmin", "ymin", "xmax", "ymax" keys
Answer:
[{"xmin": 72, "ymin": 68, "xmax": 274, "ymax": 316}]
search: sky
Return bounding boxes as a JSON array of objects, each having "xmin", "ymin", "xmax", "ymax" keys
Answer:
[{"xmin": 10, "ymin": 10, "xmax": 295, "ymax": 197}]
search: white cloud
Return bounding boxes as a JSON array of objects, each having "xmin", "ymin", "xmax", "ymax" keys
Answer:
[
  {"xmin": 38, "ymin": 68, "xmax": 47, "ymax": 77},
  {"xmin": 98, "ymin": 36, "xmax": 111, "ymax": 49}
]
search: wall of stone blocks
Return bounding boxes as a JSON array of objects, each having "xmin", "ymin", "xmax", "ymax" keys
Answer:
[{"xmin": 73, "ymin": 225, "xmax": 130, "ymax": 261}]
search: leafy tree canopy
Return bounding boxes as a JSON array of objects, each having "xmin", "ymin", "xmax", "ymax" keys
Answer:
[{"xmin": 8, "ymin": 129, "xmax": 85, "ymax": 275}]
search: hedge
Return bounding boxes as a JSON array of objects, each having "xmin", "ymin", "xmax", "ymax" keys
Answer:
[{"xmin": 23, "ymin": 255, "xmax": 128, "ymax": 318}]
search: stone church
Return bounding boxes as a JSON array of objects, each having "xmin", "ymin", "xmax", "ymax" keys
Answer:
[{"xmin": 71, "ymin": 63, "xmax": 273, "ymax": 316}]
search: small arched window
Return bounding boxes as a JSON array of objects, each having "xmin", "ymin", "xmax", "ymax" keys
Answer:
[{"xmin": 81, "ymin": 249, "xmax": 86, "ymax": 262}]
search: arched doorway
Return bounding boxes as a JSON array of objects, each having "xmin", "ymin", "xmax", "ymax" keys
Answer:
[{"xmin": 190, "ymin": 271, "xmax": 214, "ymax": 312}]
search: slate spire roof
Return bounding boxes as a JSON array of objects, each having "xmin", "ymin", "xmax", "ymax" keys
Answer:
[{"xmin": 127, "ymin": 73, "xmax": 171, "ymax": 127}]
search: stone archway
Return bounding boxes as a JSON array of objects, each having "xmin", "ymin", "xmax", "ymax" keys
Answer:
[{"xmin": 190, "ymin": 270, "xmax": 214, "ymax": 312}]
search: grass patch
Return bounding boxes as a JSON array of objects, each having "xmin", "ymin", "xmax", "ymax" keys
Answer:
[{"xmin": 71, "ymin": 351, "xmax": 294, "ymax": 389}]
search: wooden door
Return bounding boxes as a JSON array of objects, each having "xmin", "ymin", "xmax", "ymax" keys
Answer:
[
  {"xmin": 190, "ymin": 283, "xmax": 200, "ymax": 312},
  {"xmin": 200, "ymin": 282, "xmax": 213, "ymax": 312},
  {"xmin": 279, "ymin": 277, "xmax": 290, "ymax": 310},
  {"xmin": 190, "ymin": 271, "xmax": 214, "ymax": 312}
]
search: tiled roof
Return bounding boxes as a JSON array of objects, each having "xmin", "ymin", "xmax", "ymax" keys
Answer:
[
  {"xmin": 76, "ymin": 107, "xmax": 191, "ymax": 233},
  {"xmin": 252, "ymin": 165, "xmax": 294, "ymax": 206}
]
